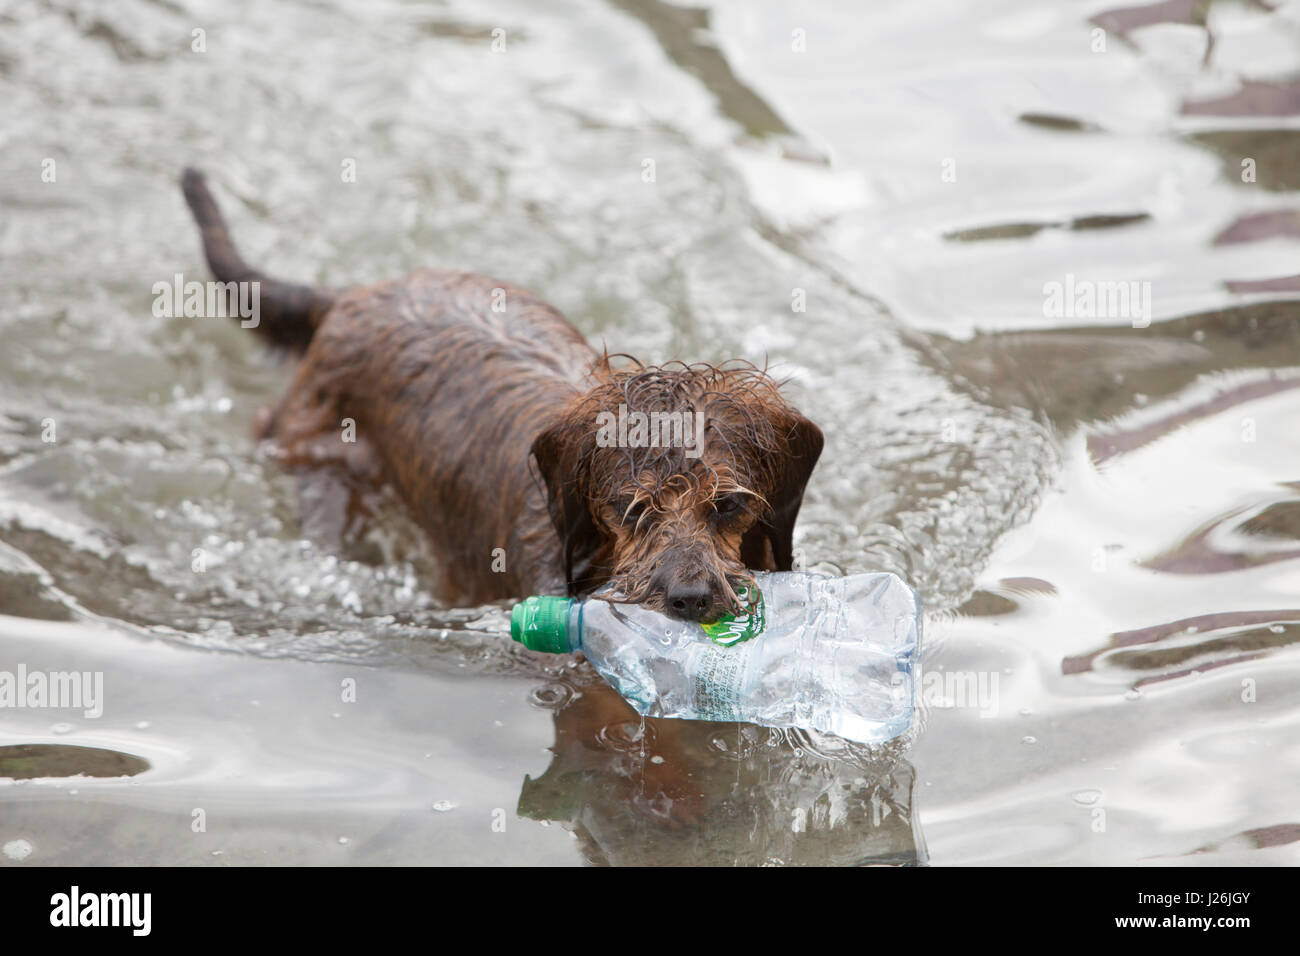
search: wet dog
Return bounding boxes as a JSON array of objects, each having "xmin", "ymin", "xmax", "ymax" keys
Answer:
[{"xmin": 180, "ymin": 168, "xmax": 822, "ymax": 621}]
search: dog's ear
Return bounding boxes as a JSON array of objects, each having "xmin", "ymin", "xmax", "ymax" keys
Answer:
[
  {"xmin": 530, "ymin": 423, "xmax": 605, "ymax": 595},
  {"xmin": 741, "ymin": 413, "xmax": 823, "ymax": 571}
]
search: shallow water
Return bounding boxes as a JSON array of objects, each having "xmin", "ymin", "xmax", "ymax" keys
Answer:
[{"xmin": 1, "ymin": 0, "xmax": 1297, "ymax": 864}]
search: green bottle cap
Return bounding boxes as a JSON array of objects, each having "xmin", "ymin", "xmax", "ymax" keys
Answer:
[{"xmin": 510, "ymin": 595, "xmax": 576, "ymax": 654}]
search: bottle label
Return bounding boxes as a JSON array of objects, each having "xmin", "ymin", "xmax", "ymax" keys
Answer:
[
  {"xmin": 692, "ymin": 643, "xmax": 749, "ymax": 721},
  {"xmin": 700, "ymin": 583, "xmax": 766, "ymax": 646}
]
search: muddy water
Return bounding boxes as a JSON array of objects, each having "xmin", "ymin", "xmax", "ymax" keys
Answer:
[{"xmin": 0, "ymin": 0, "xmax": 1297, "ymax": 864}]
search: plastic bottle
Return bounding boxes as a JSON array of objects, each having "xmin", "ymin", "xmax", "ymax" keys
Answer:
[{"xmin": 510, "ymin": 570, "xmax": 921, "ymax": 744}]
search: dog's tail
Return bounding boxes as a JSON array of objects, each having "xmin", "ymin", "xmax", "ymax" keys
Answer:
[{"xmin": 180, "ymin": 167, "xmax": 334, "ymax": 351}]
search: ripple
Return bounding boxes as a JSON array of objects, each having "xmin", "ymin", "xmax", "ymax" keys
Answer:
[
  {"xmin": 527, "ymin": 682, "xmax": 576, "ymax": 711},
  {"xmin": 596, "ymin": 720, "xmax": 649, "ymax": 753}
]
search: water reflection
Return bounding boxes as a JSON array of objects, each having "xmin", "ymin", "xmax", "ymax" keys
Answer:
[
  {"xmin": 0, "ymin": 744, "xmax": 150, "ymax": 780},
  {"xmin": 518, "ymin": 674, "xmax": 925, "ymax": 865},
  {"xmin": 925, "ymin": 303, "xmax": 1299, "ymax": 440}
]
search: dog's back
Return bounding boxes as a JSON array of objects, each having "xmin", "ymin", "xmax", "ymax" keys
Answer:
[
  {"xmin": 182, "ymin": 169, "xmax": 588, "ymax": 601},
  {"xmin": 295, "ymin": 270, "xmax": 596, "ymax": 596}
]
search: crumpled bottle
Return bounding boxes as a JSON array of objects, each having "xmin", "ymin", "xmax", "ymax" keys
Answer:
[{"xmin": 511, "ymin": 570, "xmax": 921, "ymax": 745}]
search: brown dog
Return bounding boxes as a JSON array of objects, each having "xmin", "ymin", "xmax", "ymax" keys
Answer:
[{"xmin": 181, "ymin": 168, "xmax": 822, "ymax": 622}]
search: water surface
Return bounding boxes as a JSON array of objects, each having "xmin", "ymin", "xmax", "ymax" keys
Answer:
[{"xmin": 1, "ymin": 0, "xmax": 1297, "ymax": 864}]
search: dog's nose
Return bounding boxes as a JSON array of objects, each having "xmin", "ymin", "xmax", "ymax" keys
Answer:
[{"xmin": 665, "ymin": 580, "xmax": 714, "ymax": 621}]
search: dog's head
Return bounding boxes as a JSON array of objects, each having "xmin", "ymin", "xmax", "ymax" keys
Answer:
[{"xmin": 531, "ymin": 360, "xmax": 822, "ymax": 621}]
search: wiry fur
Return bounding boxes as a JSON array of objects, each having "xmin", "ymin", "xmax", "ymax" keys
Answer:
[
  {"xmin": 532, "ymin": 359, "xmax": 823, "ymax": 617},
  {"xmin": 181, "ymin": 168, "xmax": 822, "ymax": 621}
]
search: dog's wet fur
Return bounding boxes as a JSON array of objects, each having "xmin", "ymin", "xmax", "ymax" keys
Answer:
[{"xmin": 180, "ymin": 168, "xmax": 822, "ymax": 622}]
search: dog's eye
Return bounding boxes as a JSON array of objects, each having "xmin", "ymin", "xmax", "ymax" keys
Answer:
[
  {"xmin": 713, "ymin": 494, "xmax": 745, "ymax": 518},
  {"xmin": 619, "ymin": 500, "xmax": 647, "ymax": 526}
]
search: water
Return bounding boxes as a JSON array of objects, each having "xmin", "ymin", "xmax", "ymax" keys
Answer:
[
  {"xmin": 0, "ymin": 0, "xmax": 1297, "ymax": 864},
  {"xmin": 517, "ymin": 572, "xmax": 921, "ymax": 744}
]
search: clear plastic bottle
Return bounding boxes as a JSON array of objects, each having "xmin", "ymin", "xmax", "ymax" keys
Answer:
[{"xmin": 510, "ymin": 570, "xmax": 921, "ymax": 745}]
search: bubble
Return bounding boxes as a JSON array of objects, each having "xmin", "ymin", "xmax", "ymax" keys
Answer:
[
  {"xmin": 2, "ymin": 839, "xmax": 33, "ymax": 861},
  {"xmin": 431, "ymin": 800, "xmax": 456, "ymax": 812},
  {"xmin": 1022, "ymin": 735, "xmax": 1038, "ymax": 745}
]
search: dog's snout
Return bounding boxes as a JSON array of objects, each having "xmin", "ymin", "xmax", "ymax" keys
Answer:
[
  {"xmin": 645, "ymin": 546, "xmax": 735, "ymax": 622},
  {"xmin": 659, "ymin": 573, "xmax": 734, "ymax": 622},
  {"xmin": 666, "ymin": 580, "xmax": 713, "ymax": 621}
]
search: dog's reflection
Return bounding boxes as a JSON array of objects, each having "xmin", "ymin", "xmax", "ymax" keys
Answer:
[{"xmin": 518, "ymin": 673, "xmax": 926, "ymax": 865}]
